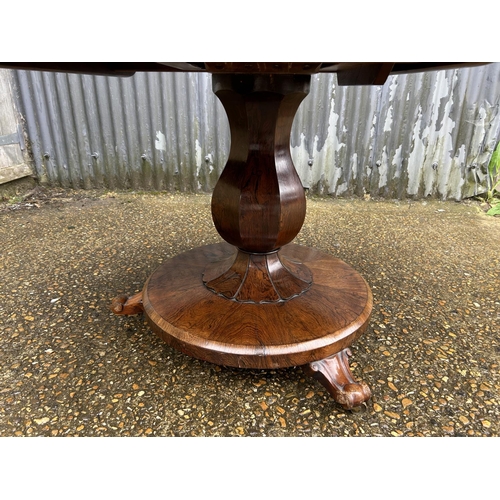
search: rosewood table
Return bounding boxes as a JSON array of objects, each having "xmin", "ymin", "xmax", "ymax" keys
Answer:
[{"xmin": 3, "ymin": 62, "xmax": 483, "ymax": 409}]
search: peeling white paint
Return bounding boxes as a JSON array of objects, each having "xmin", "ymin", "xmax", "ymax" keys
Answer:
[
  {"xmin": 378, "ymin": 146, "xmax": 389, "ymax": 188},
  {"xmin": 383, "ymin": 105, "xmax": 393, "ymax": 132},
  {"xmin": 241, "ymin": 66, "xmax": 496, "ymax": 199},
  {"xmin": 407, "ymin": 72, "xmax": 460, "ymax": 198},
  {"xmin": 370, "ymin": 114, "xmax": 377, "ymax": 139},
  {"xmin": 448, "ymin": 144, "xmax": 467, "ymax": 200},
  {"xmin": 468, "ymin": 106, "xmax": 487, "ymax": 161},
  {"xmin": 293, "ymin": 93, "xmax": 347, "ymax": 194},
  {"xmin": 205, "ymin": 153, "xmax": 214, "ymax": 174},
  {"xmin": 392, "ymin": 145, "xmax": 402, "ymax": 179},
  {"xmin": 456, "ymin": 144, "xmax": 467, "ymax": 164},
  {"xmin": 351, "ymin": 153, "xmax": 358, "ymax": 180},
  {"xmin": 330, "ymin": 164, "xmax": 343, "ymax": 194},
  {"xmin": 194, "ymin": 139, "xmax": 203, "ymax": 190},
  {"xmin": 336, "ymin": 182, "xmax": 348, "ymax": 195},
  {"xmin": 388, "ymin": 76, "xmax": 398, "ymax": 101},
  {"xmin": 291, "ymin": 132, "xmax": 310, "ymax": 187},
  {"xmin": 407, "ymin": 106, "xmax": 425, "ymax": 195},
  {"xmin": 433, "ymin": 73, "xmax": 457, "ymax": 198},
  {"xmin": 195, "ymin": 139, "xmax": 203, "ymax": 168},
  {"xmin": 320, "ymin": 98, "xmax": 346, "ymax": 193},
  {"xmin": 311, "ymin": 134, "xmax": 322, "ymax": 187},
  {"xmin": 155, "ymin": 130, "xmax": 166, "ymax": 151}
]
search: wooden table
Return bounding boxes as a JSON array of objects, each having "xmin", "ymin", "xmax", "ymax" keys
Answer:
[{"xmin": 3, "ymin": 62, "xmax": 484, "ymax": 409}]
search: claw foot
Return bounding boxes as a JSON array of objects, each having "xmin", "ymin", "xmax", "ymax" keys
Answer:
[
  {"xmin": 303, "ymin": 348, "xmax": 371, "ymax": 410},
  {"xmin": 110, "ymin": 292, "xmax": 144, "ymax": 315}
]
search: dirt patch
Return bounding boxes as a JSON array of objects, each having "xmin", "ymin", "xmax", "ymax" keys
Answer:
[{"xmin": 0, "ymin": 185, "xmax": 121, "ymax": 212}]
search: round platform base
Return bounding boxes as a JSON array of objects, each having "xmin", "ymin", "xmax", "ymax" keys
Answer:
[{"xmin": 142, "ymin": 243, "xmax": 372, "ymax": 370}]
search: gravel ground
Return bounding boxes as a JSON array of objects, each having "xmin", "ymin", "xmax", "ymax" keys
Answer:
[{"xmin": 1, "ymin": 187, "xmax": 499, "ymax": 438}]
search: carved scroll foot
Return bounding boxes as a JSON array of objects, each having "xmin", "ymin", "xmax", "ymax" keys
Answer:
[
  {"xmin": 303, "ymin": 348, "xmax": 371, "ymax": 410},
  {"xmin": 110, "ymin": 292, "xmax": 144, "ymax": 316}
]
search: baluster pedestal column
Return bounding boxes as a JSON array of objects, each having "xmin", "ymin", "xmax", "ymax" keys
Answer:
[{"xmin": 112, "ymin": 74, "xmax": 373, "ymax": 409}]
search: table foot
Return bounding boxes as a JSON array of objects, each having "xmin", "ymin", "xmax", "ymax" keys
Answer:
[
  {"xmin": 303, "ymin": 348, "xmax": 372, "ymax": 409},
  {"xmin": 110, "ymin": 291, "xmax": 144, "ymax": 316}
]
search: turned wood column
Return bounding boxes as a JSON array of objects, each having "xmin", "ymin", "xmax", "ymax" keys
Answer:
[
  {"xmin": 111, "ymin": 69, "xmax": 373, "ymax": 406},
  {"xmin": 204, "ymin": 74, "xmax": 313, "ymax": 303}
]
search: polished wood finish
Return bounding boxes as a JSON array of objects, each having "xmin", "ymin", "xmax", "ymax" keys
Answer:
[
  {"xmin": 203, "ymin": 249, "xmax": 312, "ymax": 303},
  {"xmin": 143, "ymin": 243, "xmax": 372, "ymax": 369},
  {"xmin": 303, "ymin": 348, "xmax": 372, "ymax": 410},
  {"xmin": 109, "ymin": 73, "xmax": 374, "ymax": 407},
  {"xmin": 211, "ymin": 74, "xmax": 309, "ymax": 253},
  {"xmin": 207, "ymin": 74, "xmax": 313, "ymax": 303},
  {"xmin": 110, "ymin": 292, "xmax": 144, "ymax": 315}
]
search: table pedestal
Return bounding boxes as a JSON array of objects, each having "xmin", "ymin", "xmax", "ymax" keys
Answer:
[{"xmin": 111, "ymin": 73, "xmax": 372, "ymax": 409}]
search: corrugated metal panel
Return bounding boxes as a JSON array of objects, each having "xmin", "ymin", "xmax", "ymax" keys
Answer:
[
  {"xmin": 14, "ymin": 70, "xmax": 230, "ymax": 192},
  {"xmin": 291, "ymin": 63, "xmax": 500, "ymax": 200},
  {"xmin": 12, "ymin": 63, "xmax": 500, "ymax": 199},
  {"xmin": 0, "ymin": 69, "xmax": 31, "ymax": 184}
]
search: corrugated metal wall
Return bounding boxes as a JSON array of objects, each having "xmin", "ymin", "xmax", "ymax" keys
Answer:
[
  {"xmin": 0, "ymin": 69, "xmax": 31, "ymax": 184},
  {"xmin": 12, "ymin": 63, "xmax": 500, "ymax": 199}
]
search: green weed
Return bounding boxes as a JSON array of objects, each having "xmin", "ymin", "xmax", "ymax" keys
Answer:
[{"xmin": 485, "ymin": 141, "xmax": 500, "ymax": 216}]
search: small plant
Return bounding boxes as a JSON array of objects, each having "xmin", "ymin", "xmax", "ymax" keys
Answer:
[
  {"xmin": 8, "ymin": 195, "xmax": 23, "ymax": 204},
  {"xmin": 485, "ymin": 141, "xmax": 500, "ymax": 216}
]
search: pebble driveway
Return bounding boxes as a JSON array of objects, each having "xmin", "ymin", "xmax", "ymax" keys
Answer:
[{"xmin": 1, "ymin": 188, "xmax": 498, "ymax": 437}]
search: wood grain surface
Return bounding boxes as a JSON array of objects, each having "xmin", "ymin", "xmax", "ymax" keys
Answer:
[
  {"xmin": 143, "ymin": 243, "xmax": 372, "ymax": 369},
  {"xmin": 210, "ymin": 74, "xmax": 310, "ymax": 254}
]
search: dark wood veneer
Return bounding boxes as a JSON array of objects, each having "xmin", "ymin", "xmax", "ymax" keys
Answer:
[
  {"xmin": 143, "ymin": 243, "xmax": 372, "ymax": 369},
  {"xmin": 113, "ymin": 73, "xmax": 373, "ymax": 408}
]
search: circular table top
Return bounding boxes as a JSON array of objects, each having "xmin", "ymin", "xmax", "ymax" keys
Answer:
[{"xmin": 0, "ymin": 62, "xmax": 490, "ymax": 86}]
